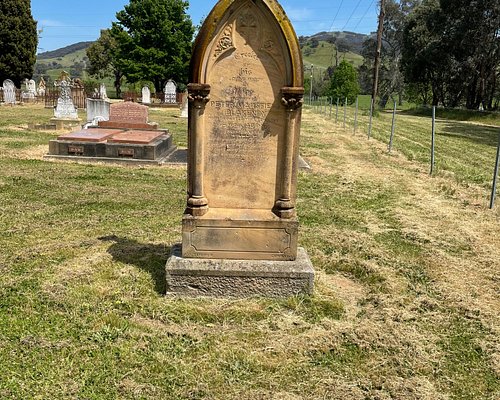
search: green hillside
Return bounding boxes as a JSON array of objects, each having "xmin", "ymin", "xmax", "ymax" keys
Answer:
[{"xmin": 302, "ymin": 40, "xmax": 364, "ymax": 70}]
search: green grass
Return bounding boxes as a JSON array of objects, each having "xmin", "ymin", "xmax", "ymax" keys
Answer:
[
  {"xmin": 0, "ymin": 104, "xmax": 498, "ymax": 399},
  {"xmin": 302, "ymin": 40, "xmax": 363, "ymax": 69}
]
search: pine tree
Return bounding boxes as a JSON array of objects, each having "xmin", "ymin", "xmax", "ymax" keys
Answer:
[
  {"xmin": 0, "ymin": 0, "xmax": 38, "ymax": 85},
  {"xmin": 110, "ymin": 0, "xmax": 194, "ymax": 93}
]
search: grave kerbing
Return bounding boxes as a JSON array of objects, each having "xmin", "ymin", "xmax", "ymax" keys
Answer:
[{"xmin": 165, "ymin": 0, "xmax": 314, "ymax": 297}]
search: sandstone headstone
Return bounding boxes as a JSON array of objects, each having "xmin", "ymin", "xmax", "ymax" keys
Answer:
[
  {"xmin": 164, "ymin": 80, "xmax": 176, "ymax": 103},
  {"xmin": 2, "ymin": 79, "xmax": 16, "ymax": 104},
  {"xmin": 142, "ymin": 86, "xmax": 151, "ymax": 104},
  {"xmin": 166, "ymin": 0, "xmax": 313, "ymax": 297}
]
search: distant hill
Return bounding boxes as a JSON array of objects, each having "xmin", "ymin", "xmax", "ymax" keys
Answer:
[
  {"xmin": 33, "ymin": 31, "xmax": 370, "ymax": 83},
  {"xmin": 37, "ymin": 41, "xmax": 93, "ymax": 60}
]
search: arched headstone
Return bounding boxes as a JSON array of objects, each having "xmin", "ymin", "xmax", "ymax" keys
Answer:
[
  {"xmin": 3, "ymin": 79, "xmax": 16, "ymax": 104},
  {"xmin": 166, "ymin": 0, "xmax": 313, "ymax": 297},
  {"xmin": 164, "ymin": 80, "xmax": 176, "ymax": 103},
  {"xmin": 142, "ymin": 86, "xmax": 151, "ymax": 104}
]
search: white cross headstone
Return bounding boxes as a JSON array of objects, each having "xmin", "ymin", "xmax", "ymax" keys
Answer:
[
  {"xmin": 54, "ymin": 74, "xmax": 78, "ymax": 119},
  {"xmin": 2, "ymin": 79, "xmax": 16, "ymax": 104},
  {"xmin": 142, "ymin": 86, "xmax": 151, "ymax": 104},
  {"xmin": 164, "ymin": 80, "xmax": 176, "ymax": 104}
]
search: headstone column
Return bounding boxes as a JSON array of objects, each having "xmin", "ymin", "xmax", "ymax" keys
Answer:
[
  {"xmin": 186, "ymin": 83, "xmax": 210, "ymax": 216},
  {"xmin": 274, "ymin": 86, "xmax": 304, "ymax": 219}
]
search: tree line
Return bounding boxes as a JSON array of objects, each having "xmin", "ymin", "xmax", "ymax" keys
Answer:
[{"xmin": 311, "ymin": 0, "xmax": 499, "ymax": 110}]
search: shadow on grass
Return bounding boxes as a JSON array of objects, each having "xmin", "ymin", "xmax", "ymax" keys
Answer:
[
  {"xmin": 438, "ymin": 121, "xmax": 500, "ymax": 148},
  {"xmin": 99, "ymin": 235, "xmax": 170, "ymax": 295}
]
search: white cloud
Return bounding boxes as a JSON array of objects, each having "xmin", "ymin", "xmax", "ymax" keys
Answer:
[{"xmin": 285, "ymin": 7, "xmax": 314, "ymax": 22}]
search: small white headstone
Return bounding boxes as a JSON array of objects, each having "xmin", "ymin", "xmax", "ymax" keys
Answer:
[
  {"xmin": 38, "ymin": 78, "xmax": 46, "ymax": 96},
  {"xmin": 142, "ymin": 86, "xmax": 151, "ymax": 104},
  {"xmin": 27, "ymin": 79, "xmax": 36, "ymax": 95},
  {"xmin": 3, "ymin": 79, "xmax": 16, "ymax": 104},
  {"xmin": 99, "ymin": 83, "xmax": 109, "ymax": 100},
  {"xmin": 164, "ymin": 80, "xmax": 176, "ymax": 104}
]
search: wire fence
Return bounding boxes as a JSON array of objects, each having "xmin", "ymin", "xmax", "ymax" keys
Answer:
[{"xmin": 306, "ymin": 96, "xmax": 500, "ymax": 210}]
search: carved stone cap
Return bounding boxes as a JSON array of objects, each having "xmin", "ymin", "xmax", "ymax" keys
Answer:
[
  {"xmin": 281, "ymin": 87, "xmax": 305, "ymax": 110},
  {"xmin": 188, "ymin": 83, "xmax": 211, "ymax": 107}
]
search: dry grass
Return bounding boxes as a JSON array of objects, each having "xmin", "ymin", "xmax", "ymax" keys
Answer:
[{"xmin": 0, "ymin": 104, "xmax": 498, "ymax": 399}]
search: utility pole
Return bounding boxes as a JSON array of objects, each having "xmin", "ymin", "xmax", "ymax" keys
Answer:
[
  {"xmin": 372, "ymin": 0, "xmax": 386, "ymax": 103},
  {"xmin": 309, "ymin": 64, "xmax": 314, "ymax": 105}
]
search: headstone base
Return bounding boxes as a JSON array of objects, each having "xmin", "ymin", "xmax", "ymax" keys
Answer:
[
  {"xmin": 165, "ymin": 244, "xmax": 314, "ymax": 298},
  {"xmin": 50, "ymin": 117, "xmax": 82, "ymax": 130}
]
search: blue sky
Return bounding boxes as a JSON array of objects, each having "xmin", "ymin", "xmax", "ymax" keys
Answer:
[{"xmin": 32, "ymin": 0, "xmax": 379, "ymax": 53}]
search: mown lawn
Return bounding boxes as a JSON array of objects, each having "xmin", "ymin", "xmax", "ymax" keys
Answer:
[{"xmin": 0, "ymin": 104, "xmax": 498, "ymax": 399}]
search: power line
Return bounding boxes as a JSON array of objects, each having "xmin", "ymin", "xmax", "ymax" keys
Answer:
[
  {"xmin": 340, "ymin": 0, "xmax": 364, "ymax": 32},
  {"xmin": 352, "ymin": 0, "xmax": 376, "ymax": 31},
  {"xmin": 328, "ymin": 0, "xmax": 344, "ymax": 31}
]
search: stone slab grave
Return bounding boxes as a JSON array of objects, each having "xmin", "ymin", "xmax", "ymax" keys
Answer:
[
  {"xmin": 165, "ymin": 0, "xmax": 314, "ymax": 297},
  {"xmin": 86, "ymin": 98, "xmax": 111, "ymax": 126},
  {"xmin": 46, "ymin": 102, "xmax": 176, "ymax": 164}
]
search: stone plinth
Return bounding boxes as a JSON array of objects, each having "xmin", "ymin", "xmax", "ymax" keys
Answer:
[
  {"xmin": 50, "ymin": 117, "xmax": 82, "ymax": 130},
  {"xmin": 166, "ymin": 245, "xmax": 314, "ymax": 298}
]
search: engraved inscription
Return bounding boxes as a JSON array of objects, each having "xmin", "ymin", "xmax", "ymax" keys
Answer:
[
  {"xmin": 118, "ymin": 148, "xmax": 134, "ymax": 157},
  {"xmin": 68, "ymin": 145, "xmax": 84, "ymax": 155}
]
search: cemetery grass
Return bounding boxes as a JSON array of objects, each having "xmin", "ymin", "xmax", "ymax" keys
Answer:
[{"xmin": 0, "ymin": 104, "xmax": 499, "ymax": 400}]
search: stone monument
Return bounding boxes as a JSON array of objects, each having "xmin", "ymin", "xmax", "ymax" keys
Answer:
[
  {"xmin": 142, "ymin": 86, "xmax": 151, "ymax": 104},
  {"xmin": 165, "ymin": 0, "xmax": 314, "ymax": 297},
  {"xmin": 164, "ymin": 80, "xmax": 176, "ymax": 104},
  {"xmin": 38, "ymin": 77, "xmax": 46, "ymax": 97},
  {"xmin": 2, "ymin": 79, "xmax": 16, "ymax": 105},
  {"xmin": 99, "ymin": 83, "xmax": 109, "ymax": 100},
  {"xmin": 86, "ymin": 98, "xmax": 111, "ymax": 125},
  {"xmin": 22, "ymin": 79, "xmax": 37, "ymax": 101},
  {"xmin": 51, "ymin": 71, "xmax": 80, "ymax": 130},
  {"xmin": 180, "ymin": 91, "xmax": 188, "ymax": 118}
]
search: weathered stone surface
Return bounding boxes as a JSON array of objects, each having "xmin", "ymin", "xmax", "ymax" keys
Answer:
[
  {"xmin": 54, "ymin": 72, "xmax": 78, "ymax": 119},
  {"xmin": 86, "ymin": 98, "xmax": 110, "ymax": 123},
  {"xmin": 57, "ymin": 128, "xmax": 119, "ymax": 142},
  {"xmin": 107, "ymin": 130, "xmax": 166, "ymax": 144},
  {"xmin": 183, "ymin": 0, "xmax": 305, "ymax": 260},
  {"xmin": 166, "ymin": 245, "xmax": 314, "ymax": 297}
]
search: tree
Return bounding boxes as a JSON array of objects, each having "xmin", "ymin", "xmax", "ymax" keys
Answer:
[
  {"xmin": 401, "ymin": 0, "xmax": 500, "ymax": 109},
  {"xmin": 326, "ymin": 60, "xmax": 360, "ymax": 104},
  {"xmin": 110, "ymin": 0, "xmax": 194, "ymax": 93},
  {"xmin": 0, "ymin": 0, "xmax": 38, "ymax": 85},
  {"xmin": 87, "ymin": 29, "xmax": 124, "ymax": 97}
]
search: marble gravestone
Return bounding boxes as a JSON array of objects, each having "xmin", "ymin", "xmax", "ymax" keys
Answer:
[
  {"xmin": 180, "ymin": 92, "xmax": 188, "ymax": 118},
  {"xmin": 142, "ymin": 86, "xmax": 151, "ymax": 104},
  {"xmin": 23, "ymin": 79, "xmax": 37, "ymax": 100},
  {"xmin": 3, "ymin": 79, "xmax": 16, "ymax": 104},
  {"xmin": 165, "ymin": 0, "xmax": 314, "ymax": 297},
  {"xmin": 99, "ymin": 83, "xmax": 109, "ymax": 100},
  {"xmin": 164, "ymin": 80, "xmax": 176, "ymax": 104},
  {"xmin": 38, "ymin": 77, "xmax": 46, "ymax": 96},
  {"xmin": 51, "ymin": 72, "xmax": 80, "ymax": 130}
]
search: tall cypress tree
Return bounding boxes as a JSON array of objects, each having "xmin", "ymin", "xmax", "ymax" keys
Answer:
[{"xmin": 0, "ymin": 0, "xmax": 38, "ymax": 86}]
